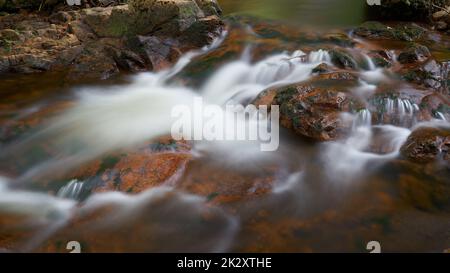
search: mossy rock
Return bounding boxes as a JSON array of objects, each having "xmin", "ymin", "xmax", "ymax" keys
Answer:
[
  {"xmin": 354, "ymin": 21, "xmax": 426, "ymax": 42},
  {"xmin": 398, "ymin": 44, "xmax": 431, "ymax": 64},
  {"xmin": 329, "ymin": 49, "xmax": 357, "ymax": 69},
  {"xmin": 83, "ymin": 5, "xmax": 134, "ymax": 38}
]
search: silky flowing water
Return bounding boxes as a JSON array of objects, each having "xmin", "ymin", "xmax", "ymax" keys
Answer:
[{"xmin": 0, "ymin": 2, "xmax": 450, "ymax": 252}]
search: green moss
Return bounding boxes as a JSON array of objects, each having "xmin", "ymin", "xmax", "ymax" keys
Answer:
[
  {"xmin": 206, "ymin": 192, "xmax": 220, "ymax": 201},
  {"xmin": 329, "ymin": 49, "xmax": 357, "ymax": 69},
  {"xmin": 98, "ymin": 155, "xmax": 121, "ymax": 174},
  {"xmin": 355, "ymin": 21, "xmax": 425, "ymax": 42},
  {"xmin": 0, "ymin": 37, "xmax": 12, "ymax": 52}
]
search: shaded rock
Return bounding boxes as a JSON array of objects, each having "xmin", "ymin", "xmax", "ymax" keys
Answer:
[
  {"xmin": 68, "ymin": 43, "xmax": 119, "ymax": 80},
  {"xmin": 367, "ymin": 0, "xmax": 448, "ymax": 21},
  {"xmin": 137, "ymin": 35, "xmax": 180, "ymax": 71},
  {"xmin": 106, "ymin": 46, "xmax": 147, "ymax": 72},
  {"xmin": 49, "ymin": 11, "xmax": 72, "ymax": 24},
  {"xmin": 178, "ymin": 15, "xmax": 224, "ymax": 48},
  {"xmin": 398, "ymin": 44, "xmax": 431, "ymax": 64},
  {"xmin": 400, "ymin": 126, "xmax": 450, "ymax": 164},
  {"xmin": 435, "ymin": 20, "xmax": 448, "ymax": 30},
  {"xmin": 0, "ymin": 0, "xmax": 42, "ymax": 12}
]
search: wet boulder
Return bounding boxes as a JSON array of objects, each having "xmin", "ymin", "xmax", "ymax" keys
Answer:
[
  {"xmin": 398, "ymin": 44, "xmax": 431, "ymax": 64},
  {"xmin": 329, "ymin": 49, "xmax": 357, "ymax": 69},
  {"xmin": 400, "ymin": 126, "xmax": 450, "ymax": 164},
  {"xmin": 367, "ymin": 50, "xmax": 393, "ymax": 68},
  {"xmin": 354, "ymin": 21, "xmax": 426, "ymax": 42},
  {"xmin": 55, "ymin": 138, "xmax": 193, "ymax": 196},
  {"xmin": 274, "ymin": 81, "xmax": 363, "ymax": 141}
]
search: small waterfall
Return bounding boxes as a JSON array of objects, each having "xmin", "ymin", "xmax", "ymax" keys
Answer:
[
  {"xmin": 383, "ymin": 98, "xmax": 417, "ymax": 117},
  {"xmin": 385, "ymin": 98, "xmax": 395, "ymax": 114},
  {"xmin": 57, "ymin": 179, "xmax": 84, "ymax": 200},
  {"xmin": 363, "ymin": 54, "xmax": 376, "ymax": 71},
  {"xmin": 202, "ymin": 49, "xmax": 331, "ymax": 104},
  {"xmin": 436, "ymin": 112, "xmax": 447, "ymax": 121},
  {"xmin": 353, "ymin": 109, "xmax": 372, "ymax": 130},
  {"xmin": 309, "ymin": 49, "xmax": 331, "ymax": 63}
]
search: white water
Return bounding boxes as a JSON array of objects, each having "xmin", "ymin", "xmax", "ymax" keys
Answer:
[
  {"xmin": 2, "ymin": 46, "xmax": 334, "ymax": 183},
  {"xmin": 57, "ymin": 179, "xmax": 84, "ymax": 200}
]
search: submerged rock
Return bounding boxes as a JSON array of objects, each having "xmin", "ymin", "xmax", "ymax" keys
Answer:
[
  {"xmin": 400, "ymin": 126, "xmax": 450, "ymax": 164},
  {"xmin": 55, "ymin": 138, "xmax": 193, "ymax": 196}
]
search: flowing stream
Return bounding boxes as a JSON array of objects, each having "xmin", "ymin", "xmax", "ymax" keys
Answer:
[{"xmin": 0, "ymin": 3, "xmax": 450, "ymax": 253}]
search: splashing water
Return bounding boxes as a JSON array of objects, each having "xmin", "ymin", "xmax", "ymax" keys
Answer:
[
  {"xmin": 352, "ymin": 109, "xmax": 372, "ymax": 130},
  {"xmin": 57, "ymin": 179, "xmax": 84, "ymax": 200}
]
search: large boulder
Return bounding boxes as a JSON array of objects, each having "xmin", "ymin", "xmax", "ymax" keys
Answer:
[
  {"xmin": 82, "ymin": 5, "xmax": 133, "ymax": 38},
  {"xmin": 127, "ymin": 0, "xmax": 220, "ymax": 35},
  {"xmin": 272, "ymin": 80, "xmax": 364, "ymax": 141}
]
